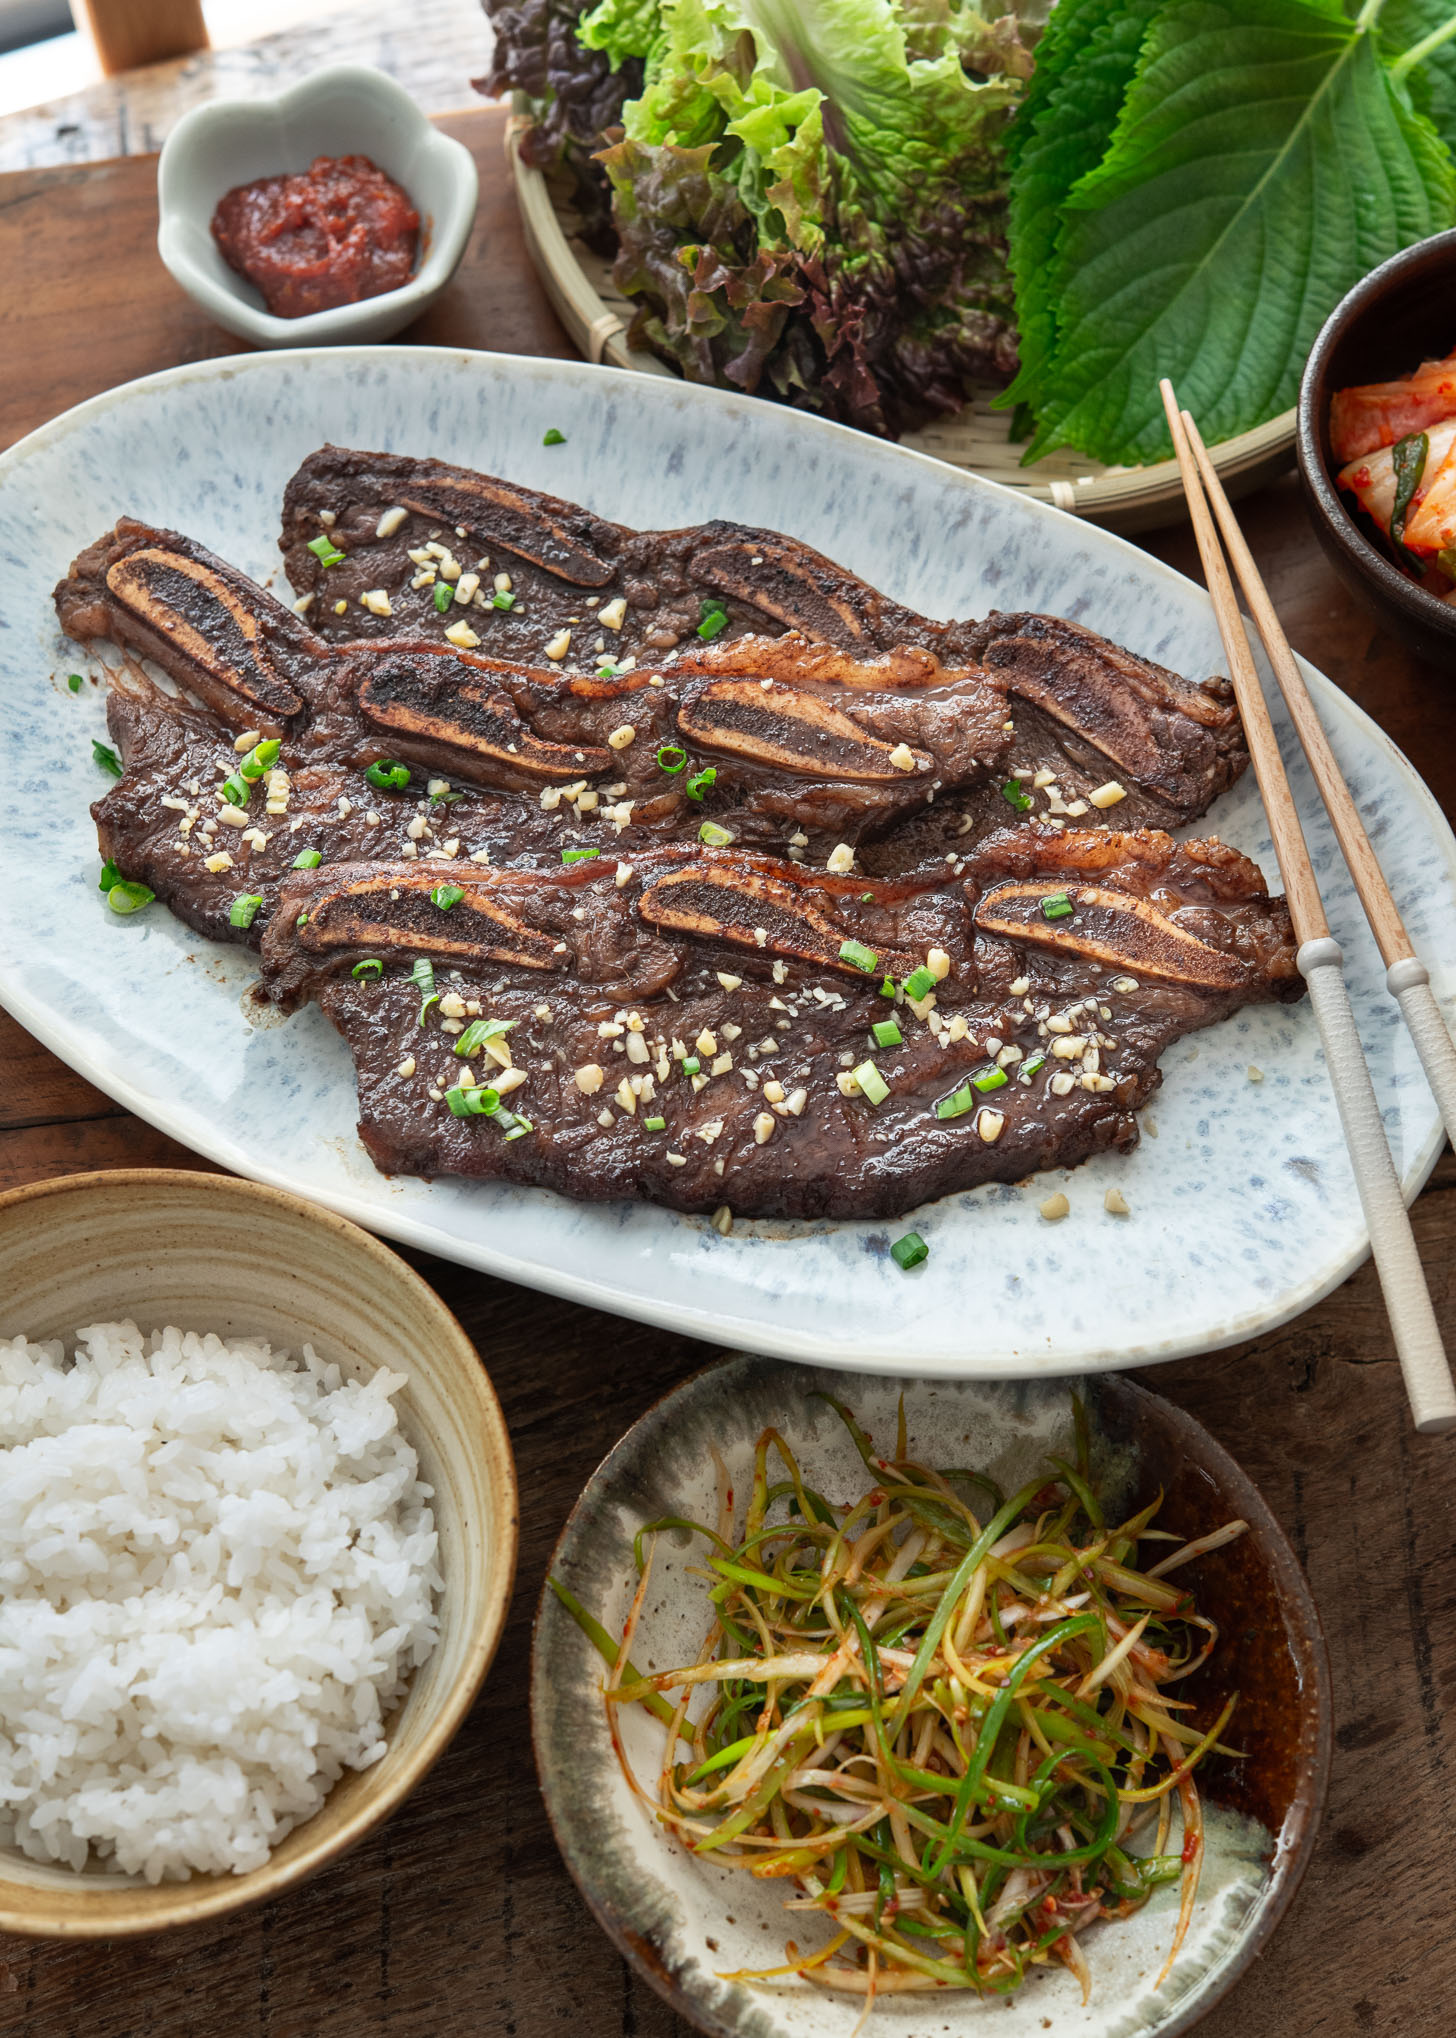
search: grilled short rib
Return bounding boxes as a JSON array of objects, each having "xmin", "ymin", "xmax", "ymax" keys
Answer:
[
  {"xmin": 259, "ymin": 832, "xmax": 1301, "ymax": 1218},
  {"xmin": 62, "ymin": 522, "xmax": 1018, "ymax": 941},
  {"xmin": 59, "ymin": 507, "xmax": 1252, "ymax": 946},
  {"xmin": 278, "ymin": 445, "xmax": 950, "ymax": 658},
  {"xmin": 279, "ymin": 448, "xmax": 1250, "ymax": 844}
]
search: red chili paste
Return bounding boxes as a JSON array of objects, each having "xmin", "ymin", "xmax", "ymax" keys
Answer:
[{"xmin": 211, "ymin": 155, "xmax": 420, "ymax": 320}]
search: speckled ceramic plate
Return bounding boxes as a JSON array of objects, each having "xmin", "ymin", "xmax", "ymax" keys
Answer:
[
  {"xmin": 533, "ymin": 1355, "xmax": 1330, "ymax": 2038},
  {"xmin": 0, "ymin": 348, "xmax": 1452, "ymax": 1374}
]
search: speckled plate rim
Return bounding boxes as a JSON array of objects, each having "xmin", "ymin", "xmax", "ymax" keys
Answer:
[
  {"xmin": 0, "ymin": 346, "xmax": 1452, "ymax": 1377},
  {"xmin": 530, "ymin": 1353, "xmax": 1332, "ymax": 2038}
]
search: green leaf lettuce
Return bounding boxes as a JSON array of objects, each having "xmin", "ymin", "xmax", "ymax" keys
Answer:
[{"xmin": 594, "ymin": 0, "xmax": 1031, "ymax": 433}]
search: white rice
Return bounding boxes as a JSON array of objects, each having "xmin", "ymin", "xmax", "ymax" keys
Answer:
[{"xmin": 0, "ymin": 1322, "xmax": 441, "ymax": 1882}]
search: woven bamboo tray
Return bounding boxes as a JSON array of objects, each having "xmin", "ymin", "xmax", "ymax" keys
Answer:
[{"xmin": 507, "ymin": 113, "xmax": 1296, "ymax": 535}]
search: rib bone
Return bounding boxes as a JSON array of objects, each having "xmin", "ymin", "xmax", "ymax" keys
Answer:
[
  {"xmin": 676, "ymin": 679, "xmax": 931, "ymax": 781},
  {"xmin": 300, "ymin": 870, "xmax": 567, "ymax": 971},
  {"xmin": 63, "ymin": 524, "xmax": 314, "ymax": 729},
  {"xmin": 975, "ymin": 881, "xmax": 1254, "ymax": 990},
  {"xmin": 638, "ymin": 861, "xmax": 926, "ymax": 981},
  {"xmin": 358, "ymin": 654, "xmax": 613, "ymax": 780}
]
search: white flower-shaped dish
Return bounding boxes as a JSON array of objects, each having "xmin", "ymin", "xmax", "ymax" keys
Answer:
[{"xmin": 156, "ymin": 65, "xmax": 478, "ymax": 347}]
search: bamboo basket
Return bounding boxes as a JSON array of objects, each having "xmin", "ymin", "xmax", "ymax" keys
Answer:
[{"xmin": 507, "ymin": 111, "xmax": 1296, "ymax": 535}]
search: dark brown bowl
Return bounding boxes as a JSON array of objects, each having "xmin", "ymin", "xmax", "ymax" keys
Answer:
[
  {"xmin": 1297, "ymin": 227, "xmax": 1456, "ymax": 663},
  {"xmin": 532, "ymin": 1357, "xmax": 1331, "ymax": 2038}
]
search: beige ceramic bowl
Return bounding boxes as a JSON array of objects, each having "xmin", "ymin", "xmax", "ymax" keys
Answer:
[{"xmin": 0, "ymin": 1168, "xmax": 518, "ymax": 1937}]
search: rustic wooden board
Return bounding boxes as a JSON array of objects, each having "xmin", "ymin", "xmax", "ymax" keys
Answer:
[{"xmin": 0, "ymin": 102, "xmax": 1451, "ymax": 2038}]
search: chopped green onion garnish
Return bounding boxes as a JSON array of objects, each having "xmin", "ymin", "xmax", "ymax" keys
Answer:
[
  {"xmin": 455, "ymin": 1018, "xmax": 516, "ymax": 1056},
  {"xmin": 543, "ymin": 428, "xmax": 567, "ymax": 445},
  {"xmin": 98, "ymin": 859, "xmax": 121, "ymax": 893},
  {"xmin": 365, "ymin": 759, "xmax": 411, "ymax": 792},
  {"xmin": 352, "ymin": 958, "xmax": 384, "ymax": 980},
  {"xmin": 93, "ymin": 740, "xmax": 122, "ymax": 778},
  {"xmin": 1001, "ymin": 779, "xmax": 1033, "ymax": 811},
  {"xmin": 220, "ymin": 773, "xmax": 249, "ymax": 808},
  {"xmin": 656, "ymin": 743, "xmax": 688, "ymax": 774},
  {"xmin": 68, "ymin": 673, "xmax": 84, "ymax": 693},
  {"xmin": 838, "ymin": 938, "xmax": 879, "ymax": 974},
  {"xmin": 936, "ymin": 1085, "xmax": 974, "ymax": 1120},
  {"xmin": 643, "ymin": 1115, "xmax": 666, "ymax": 1131},
  {"xmin": 1022, "ymin": 1051, "xmax": 1047, "ymax": 1077},
  {"xmin": 228, "ymin": 893, "xmax": 263, "ymax": 930},
  {"xmin": 106, "ymin": 880, "xmax": 154, "ymax": 916},
  {"xmin": 562, "ymin": 848, "xmax": 600, "ymax": 863},
  {"xmin": 871, "ymin": 1019, "xmax": 903, "ymax": 1049},
  {"xmin": 307, "ymin": 534, "xmax": 346, "ymax": 567},
  {"xmin": 296, "ymin": 910, "xmax": 309, "ymax": 927},
  {"xmin": 492, "ymin": 590, "xmax": 517, "ymax": 610},
  {"xmin": 292, "ymin": 848, "xmax": 322, "ymax": 869},
  {"xmin": 853, "ymin": 1059, "xmax": 889, "ymax": 1106},
  {"xmin": 685, "ymin": 767, "xmax": 717, "ymax": 802},
  {"xmin": 681, "ymin": 1056, "xmax": 700, "ymax": 1076},
  {"xmin": 445, "ymin": 1084, "xmax": 500, "ymax": 1118},
  {"xmin": 433, "ymin": 580, "xmax": 453, "ymax": 613},
  {"xmin": 860, "ymin": 891, "xmax": 874, "ymax": 902},
  {"xmin": 411, "ymin": 957, "xmax": 437, "ymax": 1025},
  {"xmin": 699, "ymin": 821, "xmax": 734, "ymax": 846},
  {"xmin": 502, "ymin": 1119, "xmax": 533, "ymax": 1140},
  {"xmin": 238, "ymin": 739, "xmax": 281, "ymax": 782},
  {"xmin": 879, "ymin": 975, "xmax": 897, "ymax": 999},
  {"xmin": 972, "ymin": 1065, "xmax": 1008, "ymax": 1093},
  {"xmin": 697, "ymin": 599, "xmax": 728, "ymax": 641},
  {"xmin": 890, "ymin": 1231, "xmax": 928, "ymax": 1270},
  {"xmin": 430, "ymin": 885, "xmax": 464, "ymax": 911},
  {"xmin": 431, "ymin": 788, "xmax": 463, "ymax": 806},
  {"xmin": 1042, "ymin": 892, "xmax": 1074, "ymax": 921},
  {"xmin": 902, "ymin": 965, "xmax": 936, "ymax": 1000},
  {"xmin": 597, "ymin": 659, "xmax": 621, "ymax": 679}
]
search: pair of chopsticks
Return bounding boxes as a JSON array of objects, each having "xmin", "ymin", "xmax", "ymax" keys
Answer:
[{"xmin": 1159, "ymin": 381, "xmax": 1456, "ymax": 1436}]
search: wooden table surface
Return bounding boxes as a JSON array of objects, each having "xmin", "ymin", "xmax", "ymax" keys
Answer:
[{"xmin": 0, "ymin": 102, "xmax": 1452, "ymax": 2038}]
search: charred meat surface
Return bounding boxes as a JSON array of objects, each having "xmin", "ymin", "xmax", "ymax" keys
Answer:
[
  {"xmin": 277, "ymin": 447, "xmax": 1250, "ymax": 837},
  {"xmin": 56, "ymin": 518, "xmax": 319, "ymax": 733},
  {"xmin": 89, "ymin": 675, "xmax": 569, "ymax": 945},
  {"xmin": 57, "ymin": 457, "xmax": 1292, "ymax": 1218},
  {"xmin": 63, "ymin": 527, "xmax": 1017, "ymax": 939},
  {"xmin": 259, "ymin": 835, "xmax": 1300, "ymax": 1219},
  {"xmin": 278, "ymin": 446, "xmax": 955, "ymax": 658}
]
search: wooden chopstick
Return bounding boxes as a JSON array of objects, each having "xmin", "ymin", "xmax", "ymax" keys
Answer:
[
  {"xmin": 1159, "ymin": 380, "xmax": 1456, "ymax": 1436},
  {"xmin": 1180, "ymin": 409, "xmax": 1456, "ymax": 1154}
]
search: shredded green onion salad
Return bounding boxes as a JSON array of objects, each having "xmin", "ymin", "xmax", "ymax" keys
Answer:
[{"xmin": 554, "ymin": 1399, "xmax": 1246, "ymax": 2007}]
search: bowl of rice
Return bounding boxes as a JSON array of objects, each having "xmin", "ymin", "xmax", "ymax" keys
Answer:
[{"xmin": 0, "ymin": 1168, "xmax": 517, "ymax": 1936}]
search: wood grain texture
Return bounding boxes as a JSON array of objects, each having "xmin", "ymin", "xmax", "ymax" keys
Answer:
[
  {"xmin": 0, "ymin": 0, "xmax": 494, "ymax": 176},
  {"xmin": 0, "ymin": 107, "xmax": 572, "ymax": 454},
  {"xmin": 71, "ymin": 0, "xmax": 209, "ymax": 79},
  {"xmin": 0, "ymin": 110, "xmax": 1452, "ymax": 2038}
]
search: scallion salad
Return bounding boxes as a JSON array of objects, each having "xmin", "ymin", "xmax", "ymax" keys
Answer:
[{"xmin": 556, "ymin": 1398, "xmax": 1246, "ymax": 2005}]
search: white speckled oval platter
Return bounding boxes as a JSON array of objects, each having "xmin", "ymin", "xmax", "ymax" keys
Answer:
[
  {"xmin": 0, "ymin": 348, "xmax": 1451, "ymax": 1375},
  {"xmin": 533, "ymin": 1358, "xmax": 1329, "ymax": 2038}
]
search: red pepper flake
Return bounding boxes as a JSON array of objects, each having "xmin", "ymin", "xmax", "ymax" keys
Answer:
[{"xmin": 1182, "ymin": 1831, "xmax": 1202, "ymax": 1865}]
